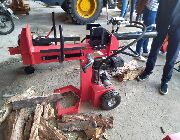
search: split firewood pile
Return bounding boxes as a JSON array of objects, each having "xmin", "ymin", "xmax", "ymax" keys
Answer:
[
  {"xmin": 58, "ymin": 114, "xmax": 113, "ymax": 140},
  {"xmin": 0, "ymin": 87, "xmax": 113, "ymax": 140},
  {"xmin": 111, "ymin": 60, "xmax": 145, "ymax": 82}
]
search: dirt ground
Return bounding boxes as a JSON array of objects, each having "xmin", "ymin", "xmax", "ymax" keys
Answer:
[{"xmin": 0, "ymin": 1, "xmax": 180, "ymax": 140}]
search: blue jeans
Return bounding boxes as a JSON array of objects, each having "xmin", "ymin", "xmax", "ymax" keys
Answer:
[
  {"xmin": 136, "ymin": 7, "xmax": 157, "ymax": 54},
  {"xmin": 144, "ymin": 2, "xmax": 180, "ymax": 84},
  {"xmin": 130, "ymin": 0, "xmax": 137, "ymax": 22},
  {"xmin": 145, "ymin": 26, "xmax": 180, "ymax": 84},
  {"xmin": 120, "ymin": 0, "xmax": 129, "ymax": 17}
]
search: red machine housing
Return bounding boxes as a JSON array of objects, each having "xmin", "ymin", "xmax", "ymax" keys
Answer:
[
  {"xmin": 163, "ymin": 133, "xmax": 180, "ymax": 140},
  {"xmin": 9, "ymin": 24, "xmax": 120, "ymax": 117}
]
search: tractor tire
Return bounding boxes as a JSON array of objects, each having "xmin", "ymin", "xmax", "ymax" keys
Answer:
[
  {"xmin": 101, "ymin": 90, "xmax": 121, "ymax": 110},
  {"xmin": 67, "ymin": 0, "xmax": 103, "ymax": 25},
  {"xmin": 61, "ymin": 0, "xmax": 69, "ymax": 13}
]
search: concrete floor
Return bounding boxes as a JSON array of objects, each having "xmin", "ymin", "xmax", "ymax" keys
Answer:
[{"xmin": 0, "ymin": 1, "xmax": 180, "ymax": 140}]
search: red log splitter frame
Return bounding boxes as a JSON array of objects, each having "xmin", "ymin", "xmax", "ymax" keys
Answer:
[{"xmin": 9, "ymin": 13, "xmax": 157, "ymax": 117}]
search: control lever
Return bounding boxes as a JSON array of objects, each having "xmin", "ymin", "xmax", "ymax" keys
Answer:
[
  {"xmin": 108, "ymin": 17, "xmax": 127, "ymax": 33},
  {"xmin": 59, "ymin": 25, "xmax": 64, "ymax": 62},
  {"xmin": 108, "ymin": 17, "xmax": 125, "ymax": 26},
  {"xmin": 82, "ymin": 53, "xmax": 94, "ymax": 73},
  {"xmin": 52, "ymin": 12, "xmax": 57, "ymax": 45}
]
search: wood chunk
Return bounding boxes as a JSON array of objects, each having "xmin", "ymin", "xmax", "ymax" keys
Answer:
[
  {"xmin": 85, "ymin": 127, "xmax": 105, "ymax": 140},
  {"xmin": 7, "ymin": 87, "xmax": 38, "ymax": 103},
  {"xmin": 12, "ymin": 94, "xmax": 63, "ymax": 110},
  {"xmin": 0, "ymin": 103, "xmax": 12, "ymax": 125},
  {"xmin": 10, "ymin": 108, "xmax": 30, "ymax": 140},
  {"xmin": 0, "ymin": 87, "xmax": 36, "ymax": 125},
  {"xmin": 116, "ymin": 67, "xmax": 144, "ymax": 82},
  {"xmin": 112, "ymin": 60, "xmax": 145, "ymax": 82},
  {"xmin": 23, "ymin": 114, "xmax": 33, "ymax": 140},
  {"xmin": 62, "ymin": 113, "xmax": 113, "ymax": 129},
  {"xmin": 29, "ymin": 104, "xmax": 44, "ymax": 140},
  {"xmin": 2, "ymin": 111, "xmax": 17, "ymax": 140},
  {"xmin": 43, "ymin": 103, "xmax": 55, "ymax": 121},
  {"xmin": 58, "ymin": 120, "xmax": 97, "ymax": 131},
  {"xmin": 39, "ymin": 117, "xmax": 67, "ymax": 140}
]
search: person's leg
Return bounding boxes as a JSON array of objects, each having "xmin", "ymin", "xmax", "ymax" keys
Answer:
[
  {"xmin": 120, "ymin": 0, "xmax": 129, "ymax": 17},
  {"xmin": 142, "ymin": 10, "xmax": 157, "ymax": 54},
  {"xmin": 137, "ymin": 26, "xmax": 168, "ymax": 81},
  {"xmin": 136, "ymin": 39, "xmax": 144, "ymax": 54},
  {"xmin": 161, "ymin": 26, "xmax": 180, "ymax": 84},
  {"xmin": 135, "ymin": 7, "xmax": 149, "ymax": 55},
  {"xmin": 136, "ymin": 14, "xmax": 140, "ymax": 22},
  {"xmin": 137, "ymin": 0, "xmax": 172, "ymax": 81},
  {"xmin": 142, "ymin": 38, "xmax": 149, "ymax": 53},
  {"xmin": 130, "ymin": 0, "xmax": 137, "ymax": 22},
  {"xmin": 144, "ymin": 26, "xmax": 168, "ymax": 74},
  {"xmin": 124, "ymin": 1, "xmax": 129, "ymax": 17}
]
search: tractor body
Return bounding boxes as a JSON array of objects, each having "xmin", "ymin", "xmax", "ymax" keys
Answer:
[{"xmin": 38, "ymin": 0, "xmax": 116, "ymax": 24}]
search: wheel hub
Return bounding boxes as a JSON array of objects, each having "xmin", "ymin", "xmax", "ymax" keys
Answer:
[
  {"xmin": 107, "ymin": 97, "xmax": 117, "ymax": 107},
  {"xmin": 76, "ymin": 0, "xmax": 97, "ymax": 18},
  {"xmin": 80, "ymin": 0, "xmax": 90, "ymax": 12}
]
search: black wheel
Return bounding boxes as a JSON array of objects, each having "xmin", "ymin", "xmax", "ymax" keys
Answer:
[
  {"xmin": 101, "ymin": 90, "xmax": 121, "ymax": 110},
  {"xmin": 24, "ymin": 66, "xmax": 35, "ymax": 74},
  {"xmin": 0, "ymin": 12, "xmax": 14, "ymax": 35},
  {"xmin": 61, "ymin": 0, "xmax": 69, "ymax": 13},
  {"xmin": 67, "ymin": 0, "xmax": 103, "ymax": 25}
]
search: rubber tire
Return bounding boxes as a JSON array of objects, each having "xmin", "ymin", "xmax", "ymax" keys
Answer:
[
  {"xmin": 0, "ymin": 12, "xmax": 14, "ymax": 35},
  {"xmin": 24, "ymin": 66, "xmax": 35, "ymax": 74},
  {"xmin": 61, "ymin": 0, "xmax": 69, "ymax": 13},
  {"xmin": 67, "ymin": 0, "xmax": 103, "ymax": 25},
  {"xmin": 101, "ymin": 90, "xmax": 121, "ymax": 110}
]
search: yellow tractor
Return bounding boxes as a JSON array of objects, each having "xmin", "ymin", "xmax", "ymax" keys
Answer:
[{"xmin": 40, "ymin": 0, "xmax": 117, "ymax": 24}]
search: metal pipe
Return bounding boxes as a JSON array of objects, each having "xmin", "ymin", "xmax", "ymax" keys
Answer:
[
  {"xmin": 52, "ymin": 12, "xmax": 57, "ymax": 45},
  {"xmin": 114, "ymin": 31, "xmax": 157, "ymax": 40},
  {"xmin": 59, "ymin": 25, "xmax": 64, "ymax": 62}
]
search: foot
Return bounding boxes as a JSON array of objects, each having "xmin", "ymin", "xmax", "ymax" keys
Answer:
[
  {"xmin": 137, "ymin": 71, "xmax": 151, "ymax": 81},
  {"xmin": 142, "ymin": 52, "xmax": 149, "ymax": 57},
  {"xmin": 159, "ymin": 83, "xmax": 168, "ymax": 95},
  {"xmin": 135, "ymin": 55, "xmax": 147, "ymax": 62}
]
